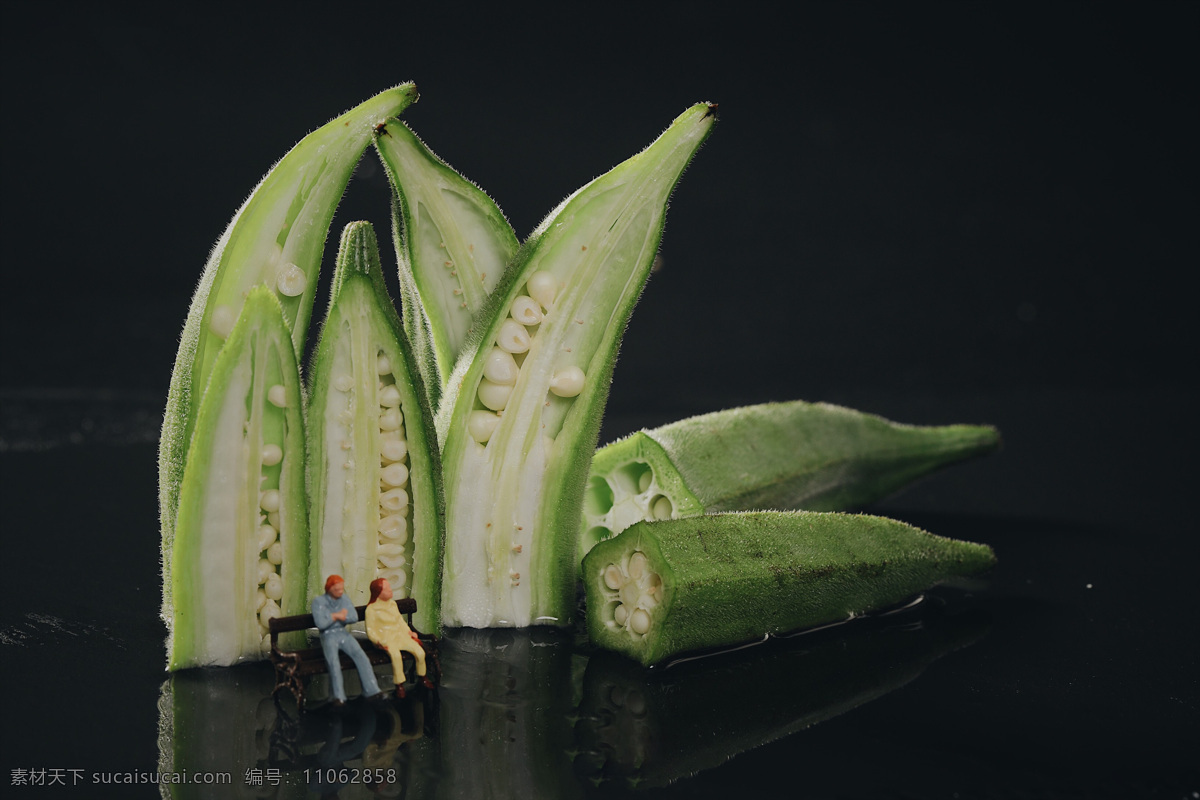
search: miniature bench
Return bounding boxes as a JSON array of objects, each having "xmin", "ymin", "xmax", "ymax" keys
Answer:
[{"xmin": 268, "ymin": 598, "xmax": 440, "ymax": 708}]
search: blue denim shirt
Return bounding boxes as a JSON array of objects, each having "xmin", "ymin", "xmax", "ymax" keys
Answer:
[{"xmin": 312, "ymin": 592, "xmax": 358, "ymax": 634}]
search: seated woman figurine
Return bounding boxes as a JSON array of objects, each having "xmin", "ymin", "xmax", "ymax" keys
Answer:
[{"xmin": 365, "ymin": 578, "xmax": 434, "ymax": 698}]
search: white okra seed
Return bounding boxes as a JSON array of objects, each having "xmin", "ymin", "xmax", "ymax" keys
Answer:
[
  {"xmin": 376, "ymin": 354, "xmax": 391, "ymax": 375},
  {"xmin": 379, "ymin": 409, "xmax": 403, "ymax": 431},
  {"xmin": 210, "ymin": 305, "xmax": 237, "ymax": 338},
  {"xmin": 257, "ymin": 559, "xmax": 275, "ymax": 584},
  {"xmin": 266, "ymin": 541, "xmax": 284, "ymax": 565},
  {"xmin": 267, "ymin": 385, "xmax": 287, "ymax": 408},
  {"xmin": 527, "ymin": 271, "xmax": 558, "ymax": 309},
  {"xmin": 483, "ymin": 347, "xmax": 520, "ymax": 385},
  {"xmin": 628, "ymin": 551, "xmax": 648, "ymax": 581},
  {"xmin": 261, "ymin": 443, "xmax": 283, "ymax": 466},
  {"xmin": 380, "ymin": 462, "xmax": 409, "ymax": 488},
  {"xmin": 652, "ymin": 495, "xmax": 673, "ymax": 520},
  {"xmin": 380, "ymin": 488, "xmax": 409, "ymax": 511},
  {"xmin": 477, "ymin": 379, "xmax": 513, "ymax": 411},
  {"xmin": 378, "ymin": 385, "xmax": 402, "ymax": 407},
  {"xmin": 334, "ymin": 375, "xmax": 354, "ymax": 392},
  {"xmin": 511, "ymin": 295, "xmax": 543, "ymax": 326},
  {"xmin": 604, "ymin": 564, "xmax": 624, "ymax": 590},
  {"xmin": 259, "ymin": 599, "xmax": 281, "ymax": 628},
  {"xmin": 497, "ymin": 320, "xmax": 531, "ymax": 354},
  {"xmin": 630, "ymin": 608, "xmax": 652, "ymax": 635},
  {"xmin": 275, "ymin": 263, "xmax": 306, "ymax": 297},
  {"xmin": 264, "ymin": 572, "xmax": 283, "ymax": 600},
  {"xmin": 256, "ymin": 588, "xmax": 268, "ymax": 613},
  {"xmin": 267, "ymin": 511, "xmax": 280, "ymax": 529},
  {"xmin": 638, "ymin": 469, "xmax": 653, "ymax": 494},
  {"xmin": 377, "ymin": 543, "xmax": 407, "ymax": 568},
  {"xmin": 257, "ymin": 524, "xmax": 277, "ymax": 552},
  {"xmin": 549, "ymin": 366, "xmax": 585, "ymax": 398},
  {"xmin": 379, "ymin": 514, "xmax": 408, "ymax": 543},
  {"xmin": 380, "ymin": 438, "xmax": 407, "ymax": 463},
  {"xmin": 259, "ymin": 490, "xmax": 280, "ymax": 513},
  {"xmin": 468, "ymin": 410, "xmax": 501, "ymax": 443},
  {"xmin": 614, "ymin": 603, "xmax": 629, "ymax": 626}
]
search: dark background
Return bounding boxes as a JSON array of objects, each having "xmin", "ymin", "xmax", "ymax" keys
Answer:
[{"xmin": 2, "ymin": 2, "xmax": 1197, "ymax": 798}]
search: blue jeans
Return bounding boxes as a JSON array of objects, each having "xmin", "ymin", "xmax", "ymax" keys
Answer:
[{"xmin": 320, "ymin": 628, "xmax": 382, "ymax": 702}]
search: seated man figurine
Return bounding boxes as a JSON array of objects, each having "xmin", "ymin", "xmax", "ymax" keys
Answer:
[
  {"xmin": 365, "ymin": 578, "xmax": 434, "ymax": 698},
  {"xmin": 312, "ymin": 574, "xmax": 384, "ymax": 707}
]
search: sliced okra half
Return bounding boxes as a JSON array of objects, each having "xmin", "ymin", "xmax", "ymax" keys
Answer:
[
  {"xmin": 436, "ymin": 103, "xmax": 717, "ymax": 628},
  {"xmin": 169, "ymin": 288, "xmax": 308, "ymax": 669},
  {"xmin": 306, "ymin": 221, "xmax": 444, "ymax": 632},
  {"xmin": 160, "ymin": 85, "xmax": 418, "ymax": 622},
  {"xmin": 580, "ymin": 401, "xmax": 1000, "ymax": 564},
  {"xmin": 374, "ymin": 120, "xmax": 520, "ymax": 408},
  {"xmin": 583, "ymin": 510, "xmax": 996, "ymax": 666}
]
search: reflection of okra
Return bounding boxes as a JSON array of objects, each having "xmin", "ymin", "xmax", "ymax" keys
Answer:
[
  {"xmin": 581, "ymin": 401, "xmax": 1000, "ymax": 564},
  {"xmin": 583, "ymin": 511, "xmax": 995, "ymax": 666}
]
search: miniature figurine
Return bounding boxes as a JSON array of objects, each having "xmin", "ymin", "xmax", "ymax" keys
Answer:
[
  {"xmin": 365, "ymin": 578, "xmax": 434, "ymax": 698},
  {"xmin": 312, "ymin": 574, "xmax": 384, "ymax": 707}
]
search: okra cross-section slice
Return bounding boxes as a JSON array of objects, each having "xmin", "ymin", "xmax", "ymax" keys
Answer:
[
  {"xmin": 583, "ymin": 511, "xmax": 996, "ymax": 666},
  {"xmin": 375, "ymin": 120, "xmax": 519, "ymax": 407},
  {"xmin": 580, "ymin": 401, "xmax": 1000, "ymax": 564},
  {"xmin": 169, "ymin": 288, "xmax": 308, "ymax": 670},
  {"xmin": 306, "ymin": 222, "xmax": 444, "ymax": 632},
  {"xmin": 437, "ymin": 104, "xmax": 717, "ymax": 628},
  {"xmin": 160, "ymin": 85, "xmax": 418, "ymax": 620}
]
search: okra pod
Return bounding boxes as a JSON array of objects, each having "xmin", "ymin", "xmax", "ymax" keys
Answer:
[
  {"xmin": 583, "ymin": 511, "xmax": 995, "ymax": 666},
  {"xmin": 436, "ymin": 103, "xmax": 717, "ymax": 628},
  {"xmin": 581, "ymin": 401, "xmax": 1000, "ymax": 563}
]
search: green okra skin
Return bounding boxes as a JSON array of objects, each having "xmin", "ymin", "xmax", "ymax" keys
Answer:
[
  {"xmin": 374, "ymin": 120, "xmax": 520, "ymax": 409},
  {"xmin": 436, "ymin": 103, "xmax": 717, "ymax": 628},
  {"xmin": 160, "ymin": 85, "xmax": 418, "ymax": 622},
  {"xmin": 305, "ymin": 222, "xmax": 444, "ymax": 632},
  {"xmin": 169, "ymin": 288, "xmax": 309, "ymax": 670},
  {"xmin": 580, "ymin": 401, "xmax": 1001, "ymax": 564},
  {"xmin": 582, "ymin": 510, "xmax": 996, "ymax": 667}
]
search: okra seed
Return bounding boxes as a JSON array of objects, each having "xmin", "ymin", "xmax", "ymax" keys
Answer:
[
  {"xmin": 380, "ymin": 439, "xmax": 407, "ymax": 463},
  {"xmin": 261, "ymin": 444, "xmax": 283, "ymax": 466},
  {"xmin": 527, "ymin": 271, "xmax": 558, "ymax": 308},
  {"xmin": 380, "ymin": 488, "xmax": 409, "ymax": 511},
  {"xmin": 259, "ymin": 599, "xmax": 281, "ymax": 628},
  {"xmin": 275, "ymin": 263, "xmax": 306, "ymax": 297},
  {"xmin": 255, "ymin": 589, "xmax": 267, "ymax": 613},
  {"xmin": 379, "ymin": 514, "xmax": 408, "ymax": 543},
  {"xmin": 497, "ymin": 320, "xmax": 531, "ymax": 354},
  {"xmin": 377, "ymin": 543, "xmax": 407, "ymax": 568},
  {"xmin": 614, "ymin": 603, "xmax": 629, "ymax": 626},
  {"xmin": 604, "ymin": 564, "xmax": 624, "ymax": 590},
  {"xmin": 628, "ymin": 551, "xmax": 648, "ymax": 580},
  {"xmin": 483, "ymin": 347, "xmax": 520, "ymax": 385},
  {"xmin": 257, "ymin": 559, "xmax": 275, "ymax": 584},
  {"xmin": 257, "ymin": 524, "xmax": 277, "ymax": 552},
  {"xmin": 478, "ymin": 379, "xmax": 513, "ymax": 411},
  {"xmin": 379, "ymin": 385, "xmax": 402, "ymax": 407},
  {"xmin": 376, "ymin": 354, "xmax": 391, "ymax": 375},
  {"xmin": 380, "ymin": 462, "xmax": 409, "ymax": 488},
  {"xmin": 652, "ymin": 496, "xmax": 673, "ymax": 520},
  {"xmin": 549, "ymin": 366, "xmax": 585, "ymax": 398},
  {"xmin": 637, "ymin": 470, "xmax": 653, "ymax": 494},
  {"xmin": 267, "ymin": 511, "xmax": 280, "ymax": 529},
  {"xmin": 259, "ymin": 490, "xmax": 280, "ymax": 512},
  {"xmin": 468, "ymin": 410, "xmax": 501, "ymax": 443},
  {"xmin": 334, "ymin": 374, "xmax": 354, "ymax": 392},
  {"xmin": 210, "ymin": 305, "xmax": 237, "ymax": 338},
  {"xmin": 379, "ymin": 408, "xmax": 403, "ymax": 431},
  {"xmin": 267, "ymin": 541, "xmax": 284, "ymax": 565},
  {"xmin": 264, "ymin": 572, "xmax": 283, "ymax": 600},
  {"xmin": 630, "ymin": 608, "xmax": 652, "ymax": 635},
  {"xmin": 511, "ymin": 295, "xmax": 543, "ymax": 326}
]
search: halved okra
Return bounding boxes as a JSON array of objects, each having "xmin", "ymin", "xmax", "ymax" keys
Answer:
[
  {"xmin": 580, "ymin": 401, "xmax": 1000, "ymax": 564},
  {"xmin": 160, "ymin": 85, "xmax": 418, "ymax": 623},
  {"xmin": 582, "ymin": 511, "xmax": 996, "ymax": 666},
  {"xmin": 306, "ymin": 222, "xmax": 444, "ymax": 632},
  {"xmin": 169, "ymin": 288, "xmax": 308, "ymax": 669},
  {"xmin": 436, "ymin": 103, "xmax": 717, "ymax": 628},
  {"xmin": 374, "ymin": 120, "xmax": 520, "ymax": 408}
]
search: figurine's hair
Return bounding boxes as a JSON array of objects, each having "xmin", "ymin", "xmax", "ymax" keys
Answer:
[
  {"xmin": 368, "ymin": 578, "xmax": 386, "ymax": 603},
  {"xmin": 325, "ymin": 574, "xmax": 345, "ymax": 592}
]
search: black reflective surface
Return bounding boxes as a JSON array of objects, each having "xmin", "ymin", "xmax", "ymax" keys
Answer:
[{"xmin": 3, "ymin": 3, "xmax": 1197, "ymax": 798}]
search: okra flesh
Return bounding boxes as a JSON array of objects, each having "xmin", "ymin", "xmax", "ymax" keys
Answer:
[
  {"xmin": 581, "ymin": 401, "xmax": 1000, "ymax": 563},
  {"xmin": 170, "ymin": 289, "xmax": 308, "ymax": 669},
  {"xmin": 375, "ymin": 121, "xmax": 519, "ymax": 402},
  {"xmin": 160, "ymin": 85, "xmax": 417, "ymax": 621},
  {"xmin": 438, "ymin": 104, "xmax": 716, "ymax": 628},
  {"xmin": 583, "ymin": 511, "xmax": 996, "ymax": 666},
  {"xmin": 306, "ymin": 222, "xmax": 443, "ymax": 631}
]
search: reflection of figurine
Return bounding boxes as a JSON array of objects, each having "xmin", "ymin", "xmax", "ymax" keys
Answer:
[
  {"xmin": 366, "ymin": 578, "xmax": 433, "ymax": 698},
  {"xmin": 312, "ymin": 575, "xmax": 383, "ymax": 707}
]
